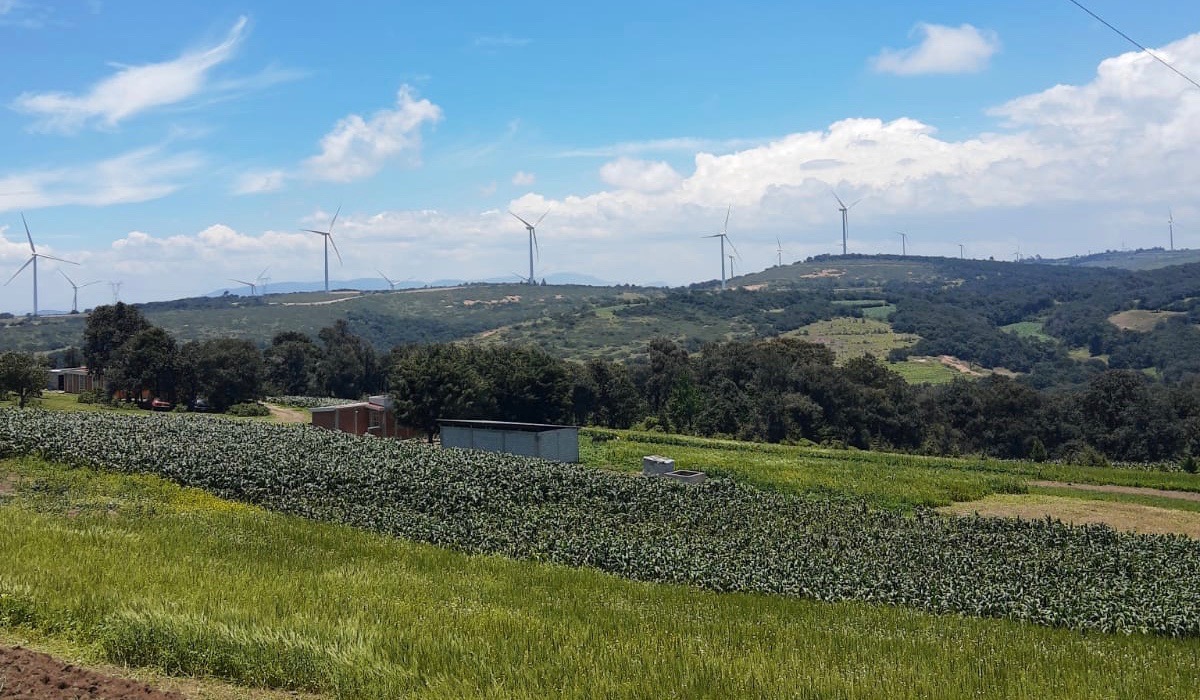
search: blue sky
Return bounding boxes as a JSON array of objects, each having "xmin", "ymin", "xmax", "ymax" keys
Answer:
[{"xmin": 3, "ymin": 0, "xmax": 1200, "ymax": 311}]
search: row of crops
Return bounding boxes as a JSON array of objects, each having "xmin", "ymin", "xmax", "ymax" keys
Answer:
[
  {"xmin": 264, "ymin": 396, "xmax": 360, "ymax": 409},
  {"xmin": 2, "ymin": 408, "xmax": 1199, "ymax": 637}
]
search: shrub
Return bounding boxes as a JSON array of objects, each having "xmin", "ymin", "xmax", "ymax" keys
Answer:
[{"xmin": 226, "ymin": 402, "xmax": 270, "ymax": 417}]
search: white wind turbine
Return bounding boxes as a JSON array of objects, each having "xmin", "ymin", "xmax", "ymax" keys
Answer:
[
  {"xmin": 302, "ymin": 206, "xmax": 344, "ymax": 292},
  {"xmin": 256, "ymin": 267, "xmax": 270, "ymax": 295},
  {"xmin": 832, "ymin": 191, "xmax": 862, "ymax": 256},
  {"xmin": 509, "ymin": 208, "xmax": 551, "ymax": 286},
  {"xmin": 776, "ymin": 236, "xmax": 784, "ymax": 267},
  {"xmin": 5, "ymin": 213, "xmax": 78, "ymax": 317},
  {"xmin": 896, "ymin": 231, "xmax": 908, "ymax": 256},
  {"xmin": 229, "ymin": 277, "xmax": 258, "ymax": 296},
  {"xmin": 58, "ymin": 270, "xmax": 100, "ymax": 314},
  {"xmin": 1169, "ymin": 209, "xmax": 1175, "ymax": 251},
  {"xmin": 703, "ymin": 205, "xmax": 739, "ymax": 290}
]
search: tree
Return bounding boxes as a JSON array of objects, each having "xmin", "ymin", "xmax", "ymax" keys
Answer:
[
  {"xmin": 0, "ymin": 352, "xmax": 46, "ymax": 408},
  {"xmin": 178, "ymin": 339, "xmax": 264, "ymax": 412},
  {"xmin": 264, "ymin": 331, "xmax": 321, "ymax": 396},
  {"xmin": 318, "ymin": 320, "xmax": 381, "ymax": 399},
  {"xmin": 475, "ymin": 346, "xmax": 573, "ymax": 424},
  {"xmin": 107, "ymin": 327, "xmax": 178, "ymax": 402},
  {"xmin": 82, "ymin": 303, "xmax": 151, "ymax": 379},
  {"xmin": 389, "ymin": 344, "xmax": 493, "ymax": 442}
]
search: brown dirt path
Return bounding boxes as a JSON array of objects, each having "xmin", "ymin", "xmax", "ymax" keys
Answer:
[
  {"xmin": 1029, "ymin": 480, "xmax": 1200, "ymax": 502},
  {"xmin": 942, "ymin": 494, "xmax": 1200, "ymax": 538},
  {"xmin": 265, "ymin": 404, "xmax": 309, "ymax": 424}
]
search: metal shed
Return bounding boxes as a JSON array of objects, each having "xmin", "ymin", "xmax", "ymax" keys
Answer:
[{"xmin": 438, "ymin": 419, "xmax": 580, "ymax": 463}]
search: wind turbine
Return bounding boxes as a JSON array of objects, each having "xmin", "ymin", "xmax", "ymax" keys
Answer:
[
  {"xmin": 509, "ymin": 208, "xmax": 550, "ymax": 285},
  {"xmin": 58, "ymin": 270, "xmax": 100, "ymax": 314},
  {"xmin": 776, "ymin": 236, "xmax": 784, "ymax": 267},
  {"xmin": 256, "ymin": 267, "xmax": 270, "ymax": 295},
  {"xmin": 1169, "ymin": 209, "xmax": 1175, "ymax": 251},
  {"xmin": 727, "ymin": 252, "xmax": 738, "ymax": 279},
  {"xmin": 4, "ymin": 213, "xmax": 78, "ymax": 317},
  {"xmin": 832, "ymin": 192, "xmax": 862, "ymax": 256},
  {"xmin": 958, "ymin": 243, "xmax": 964, "ymax": 259},
  {"xmin": 896, "ymin": 231, "xmax": 908, "ymax": 256},
  {"xmin": 703, "ymin": 205, "xmax": 739, "ymax": 290},
  {"xmin": 229, "ymin": 277, "xmax": 258, "ymax": 296},
  {"xmin": 301, "ymin": 206, "xmax": 343, "ymax": 292}
]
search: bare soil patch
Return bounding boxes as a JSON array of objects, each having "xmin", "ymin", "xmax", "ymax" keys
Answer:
[
  {"xmin": 942, "ymin": 494, "xmax": 1200, "ymax": 538},
  {"xmin": 1029, "ymin": 480, "xmax": 1200, "ymax": 502},
  {"xmin": 1108, "ymin": 309, "xmax": 1183, "ymax": 332},
  {"xmin": 0, "ymin": 645, "xmax": 182, "ymax": 699},
  {"xmin": 265, "ymin": 404, "xmax": 309, "ymax": 425},
  {"xmin": 0, "ymin": 474, "xmax": 16, "ymax": 497}
]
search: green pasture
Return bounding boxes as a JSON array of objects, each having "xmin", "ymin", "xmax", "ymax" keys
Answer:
[{"xmin": 1, "ymin": 456, "xmax": 1197, "ymax": 700}]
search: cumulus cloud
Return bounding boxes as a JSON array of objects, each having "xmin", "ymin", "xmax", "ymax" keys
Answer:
[
  {"xmin": 304, "ymin": 86, "xmax": 443, "ymax": 182},
  {"xmin": 599, "ymin": 157, "xmax": 683, "ymax": 193},
  {"xmin": 511, "ymin": 171, "xmax": 536, "ymax": 186},
  {"xmin": 12, "ymin": 17, "xmax": 249, "ymax": 131},
  {"xmin": 872, "ymin": 23, "xmax": 1000, "ymax": 76}
]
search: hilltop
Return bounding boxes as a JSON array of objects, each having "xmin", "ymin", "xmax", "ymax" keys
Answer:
[{"xmin": 4, "ymin": 254, "xmax": 1200, "ymax": 387}]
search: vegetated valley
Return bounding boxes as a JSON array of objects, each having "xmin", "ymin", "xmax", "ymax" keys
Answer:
[{"xmin": 5, "ymin": 253, "xmax": 1200, "ymax": 697}]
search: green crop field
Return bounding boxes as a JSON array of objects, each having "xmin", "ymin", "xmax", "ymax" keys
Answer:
[
  {"xmin": 3, "ymin": 456, "xmax": 1198, "ymax": 699},
  {"xmin": 1000, "ymin": 320, "xmax": 1053, "ymax": 342},
  {"xmin": 786, "ymin": 317, "xmax": 918, "ymax": 363},
  {"xmin": 888, "ymin": 357, "xmax": 963, "ymax": 384}
]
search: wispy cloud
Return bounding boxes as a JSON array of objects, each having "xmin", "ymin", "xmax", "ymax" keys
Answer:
[
  {"xmin": 511, "ymin": 170, "xmax": 535, "ymax": 186},
  {"xmin": 232, "ymin": 169, "xmax": 287, "ymax": 195},
  {"xmin": 304, "ymin": 85, "xmax": 443, "ymax": 182},
  {"xmin": 557, "ymin": 136, "xmax": 772, "ymax": 158},
  {"xmin": 12, "ymin": 16, "xmax": 250, "ymax": 131},
  {"xmin": 0, "ymin": 147, "xmax": 202, "ymax": 212},
  {"xmin": 871, "ymin": 23, "xmax": 1001, "ymax": 76}
]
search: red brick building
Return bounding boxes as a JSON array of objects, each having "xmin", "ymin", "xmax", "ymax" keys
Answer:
[{"xmin": 310, "ymin": 395, "xmax": 420, "ymax": 439}]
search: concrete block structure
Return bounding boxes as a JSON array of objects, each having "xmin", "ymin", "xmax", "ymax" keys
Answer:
[{"xmin": 438, "ymin": 419, "xmax": 580, "ymax": 463}]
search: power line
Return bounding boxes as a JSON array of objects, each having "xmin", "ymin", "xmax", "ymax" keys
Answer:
[{"xmin": 1065, "ymin": 0, "xmax": 1200, "ymax": 91}]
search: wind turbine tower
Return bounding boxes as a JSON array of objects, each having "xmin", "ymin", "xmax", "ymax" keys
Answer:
[
  {"xmin": 832, "ymin": 192, "xmax": 862, "ymax": 256},
  {"xmin": 897, "ymin": 231, "xmax": 908, "ymax": 256},
  {"xmin": 727, "ymin": 253, "xmax": 737, "ymax": 279},
  {"xmin": 4, "ymin": 214, "xmax": 78, "ymax": 317},
  {"xmin": 958, "ymin": 243, "xmax": 964, "ymax": 259},
  {"xmin": 1169, "ymin": 209, "xmax": 1175, "ymax": 251},
  {"xmin": 256, "ymin": 267, "xmax": 270, "ymax": 296},
  {"xmin": 59, "ymin": 270, "xmax": 99, "ymax": 314},
  {"xmin": 509, "ymin": 209, "xmax": 550, "ymax": 285},
  {"xmin": 703, "ymin": 205, "xmax": 739, "ymax": 290},
  {"xmin": 776, "ymin": 236, "xmax": 783, "ymax": 267},
  {"xmin": 302, "ymin": 206, "xmax": 344, "ymax": 292}
]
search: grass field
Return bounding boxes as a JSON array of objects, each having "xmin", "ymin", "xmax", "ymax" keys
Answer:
[
  {"xmin": 1108, "ymin": 309, "xmax": 1184, "ymax": 332},
  {"xmin": 889, "ymin": 357, "xmax": 963, "ymax": 384},
  {"xmin": 787, "ymin": 316, "xmax": 918, "ymax": 363},
  {"xmin": 1000, "ymin": 320, "xmax": 1053, "ymax": 342},
  {"xmin": 580, "ymin": 430, "xmax": 1200, "ymax": 509},
  {"xmin": 2, "ymin": 455, "xmax": 1199, "ymax": 700}
]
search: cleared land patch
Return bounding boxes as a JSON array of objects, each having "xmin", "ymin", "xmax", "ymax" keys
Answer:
[
  {"xmin": 942, "ymin": 493, "xmax": 1200, "ymax": 539},
  {"xmin": 1108, "ymin": 309, "xmax": 1184, "ymax": 332},
  {"xmin": 788, "ymin": 317, "xmax": 918, "ymax": 362}
]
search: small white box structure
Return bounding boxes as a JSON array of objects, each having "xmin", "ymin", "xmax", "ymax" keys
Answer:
[
  {"xmin": 642, "ymin": 455, "xmax": 676, "ymax": 477},
  {"xmin": 661, "ymin": 470, "xmax": 706, "ymax": 484}
]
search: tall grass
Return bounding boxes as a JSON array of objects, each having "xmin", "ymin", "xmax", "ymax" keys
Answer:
[{"xmin": 2, "ymin": 456, "xmax": 1198, "ymax": 699}]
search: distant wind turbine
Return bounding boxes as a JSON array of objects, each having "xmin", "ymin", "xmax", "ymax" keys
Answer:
[
  {"xmin": 509, "ymin": 208, "xmax": 551, "ymax": 285},
  {"xmin": 776, "ymin": 236, "xmax": 783, "ymax": 267},
  {"xmin": 256, "ymin": 267, "xmax": 270, "ymax": 295},
  {"xmin": 958, "ymin": 243, "xmax": 964, "ymax": 259},
  {"xmin": 832, "ymin": 192, "xmax": 862, "ymax": 256},
  {"xmin": 4, "ymin": 213, "xmax": 78, "ymax": 317},
  {"xmin": 301, "ymin": 206, "xmax": 344, "ymax": 292},
  {"xmin": 58, "ymin": 270, "xmax": 100, "ymax": 314},
  {"xmin": 1169, "ymin": 209, "xmax": 1175, "ymax": 251},
  {"xmin": 896, "ymin": 231, "xmax": 908, "ymax": 257},
  {"xmin": 727, "ymin": 252, "xmax": 738, "ymax": 279},
  {"xmin": 230, "ymin": 277, "xmax": 258, "ymax": 296},
  {"xmin": 702, "ymin": 205, "xmax": 739, "ymax": 290},
  {"xmin": 378, "ymin": 270, "xmax": 400, "ymax": 290}
]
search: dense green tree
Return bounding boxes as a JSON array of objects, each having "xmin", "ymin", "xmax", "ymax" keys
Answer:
[
  {"xmin": 318, "ymin": 320, "xmax": 381, "ymax": 399},
  {"xmin": 475, "ymin": 346, "xmax": 573, "ymax": 424},
  {"xmin": 82, "ymin": 303, "xmax": 151, "ymax": 378},
  {"xmin": 178, "ymin": 339, "xmax": 263, "ymax": 411},
  {"xmin": 264, "ymin": 331, "xmax": 321, "ymax": 396},
  {"xmin": 389, "ymin": 344, "xmax": 493, "ymax": 441},
  {"xmin": 0, "ymin": 352, "xmax": 46, "ymax": 407},
  {"xmin": 107, "ymin": 326, "xmax": 179, "ymax": 402}
]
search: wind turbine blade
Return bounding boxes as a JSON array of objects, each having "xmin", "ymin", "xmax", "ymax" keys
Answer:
[
  {"xmin": 832, "ymin": 192, "xmax": 846, "ymax": 208},
  {"xmin": 701, "ymin": 234, "xmax": 723, "ymax": 238},
  {"xmin": 80, "ymin": 281, "xmax": 102, "ymax": 288},
  {"xmin": 21, "ymin": 213, "xmax": 34, "ymax": 253},
  {"xmin": 329, "ymin": 205, "xmax": 341, "ymax": 232},
  {"xmin": 533, "ymin": 228, "xmax": 539, "ymax": 259},
  {"xmin": 58, "ymin": 269, "xmax": 77, "ymax": 288},
  {"xmin": 723, "ymin": 204, "xmax": 731, "ymax": 234},
  {"xmin": 38, "ymin": 253, "xmax": 78, "ymax": 265},
  {"xmin": 302, "ymin": 228, "xmax": 329, "ymax": 236},
  {"xmin": 258, "ymin": 266, "xmax": 270, "ymax": 279},
  {"xmin": 5, "ymin": 258, "xmax": 33, "ymax": 286},
  {"xmin": 509, "ymin": 211, "xmax": 533, "ymax": 228},
  {"xmin": 848, "ymin": 198, "xmax": 863, "ymax": 209},
  {"xmin": 231, "ymin": 279, "xmax": 255, "ymax": 287},
  {"xmin": 727, "ymin": 239, "xmax": 741, "ymax": 259},
  {"xmin": 329, "ymin": 234, "xmax": 343, "ymax": 265},
  {"xmin": 534, "ymin": 207, "xmax": 552, "ymax": 227}
]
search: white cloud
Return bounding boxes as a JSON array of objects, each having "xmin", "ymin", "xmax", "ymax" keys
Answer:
[
  {"xmin": 872, "ymin": 23, "xmax": 1000, "ymax": 76},
  {"xmin": 0, "ymin": 147, "xmax": 203, "ymax": 213},
  {"xmin": 599, "ymin": 157, "xmax": 683, "ymax": 193},
  {"xmin": 304, "ymin": 86, "xmax": 443, "ymax": 182},
  {"xmin": 13, "ymin": 17, "xmax": 248, "ymax": 131},
  {"xmin": 512, "ymin": 171, "xmax": 535, "ymax": 186},
  {"xmin": 232, "ymin": 169, "xmax": 287, "ymax": 195},
  {"xmin": 558, "ymin": 136, "xmax": 770, "ymax": 158}
]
